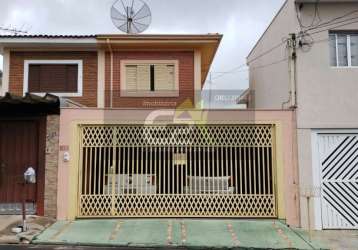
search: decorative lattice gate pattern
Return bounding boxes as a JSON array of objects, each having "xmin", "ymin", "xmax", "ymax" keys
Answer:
[{"xmin": 78, "ymin": 125, "xmax": 276, "ymax": 217}]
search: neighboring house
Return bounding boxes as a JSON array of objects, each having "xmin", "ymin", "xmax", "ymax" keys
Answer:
[
  {"xmin": 248, "ymin": 0, "xmax": 358, "ymax": 230},
  {"xmin": 0, "ymin": 34, "xmax": 299, "ymax": 227}
]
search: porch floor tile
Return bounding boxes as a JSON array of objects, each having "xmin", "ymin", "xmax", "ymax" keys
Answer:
[{"xmin": 33, "ymin": 219, "xmax": 327, "ymax": 249}]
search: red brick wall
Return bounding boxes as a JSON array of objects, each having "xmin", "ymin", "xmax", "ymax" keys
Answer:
[
  {"xmin": 105, "ymin": 51, "xmax": 194, "ymax": 108},
  {"xmin": 9, "ymin": 51, "xmax": 98, "ymax": 107}
]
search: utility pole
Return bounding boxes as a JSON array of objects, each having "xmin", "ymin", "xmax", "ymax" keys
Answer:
[{"xmin": 288, "ymin": 33, "xmax": 297, "ymax": 108}]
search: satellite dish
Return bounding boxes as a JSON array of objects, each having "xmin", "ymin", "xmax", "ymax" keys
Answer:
[{"xmin": 111, "ymin": 0, "xmax": 152, "ymax": 34}]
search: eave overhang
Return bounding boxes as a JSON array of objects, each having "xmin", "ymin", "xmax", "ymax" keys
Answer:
[{"xmin": 0, "ymin": 92, "xmax": 60, "ymax": 116}]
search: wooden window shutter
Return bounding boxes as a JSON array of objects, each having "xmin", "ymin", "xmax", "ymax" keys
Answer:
[
  {"xmin": 66, "ymin": 65, "xmax": 78, "ymax": 92},
  {"xmin": 154, "ymin": 64, "xmax": 175, "ymax": 91},
  {"xmin": 167, "ymin": 65, "xmax": 175, "ymax": 90},
  {"xmin": 137, "ymin": 65, "xmax": 150, "ymax": 91},
  {"xmin": 125, "ymin": 65, "xmax": 138, "ymax": 91},
  {"xmin": 28, "ymin": 64, "xmax": 78, "ymax": 93},
  {"xmin": 28, "ymin": 65, "xmax": 41, "ymax": 92},
  {"xmin": 40, "ymin": 65, "xmax": 67, "ymax": 92}
]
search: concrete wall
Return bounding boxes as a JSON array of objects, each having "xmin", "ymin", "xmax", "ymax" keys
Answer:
[
  {"xmin": 56, "ymin": 108, "xmax": 299, "ymax": 227},
  {"xmin": 296, "ymin": 2, "xmax": 358, "ymax": 129},
  {"xmin": 248, "ymin": 0, "xmax": 358, "ymax": 229},
  {"xmin": 247, "ymin": 0, "xmax": 298, "ymax": 109}
]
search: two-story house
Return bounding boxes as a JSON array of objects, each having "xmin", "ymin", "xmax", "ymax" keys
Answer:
[
  {"xmin": 0, "ymin": 33, "xmax": 300, "ymax": 227},
  {"xmin": 247, "ymin": 0, "xmax": 358, "ymax": 230}
]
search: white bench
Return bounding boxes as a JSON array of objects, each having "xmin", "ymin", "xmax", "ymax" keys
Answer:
[
  {"xmin": 104, "ymin": 174, "xmax": 156, "ymax": 194},
  {"xmin": 185, "ymin": 176, "xmax": 234, "ymax": 194}
]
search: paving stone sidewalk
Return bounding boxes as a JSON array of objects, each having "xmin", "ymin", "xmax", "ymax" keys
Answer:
[{"xmin": 33, "ymin": 219, "xmax": 327, "ymax": 249}]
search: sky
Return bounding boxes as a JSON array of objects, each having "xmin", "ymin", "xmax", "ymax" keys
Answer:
[{"xmin": 0, "ymin": 0, "xmax": 285, "ymax": 106}]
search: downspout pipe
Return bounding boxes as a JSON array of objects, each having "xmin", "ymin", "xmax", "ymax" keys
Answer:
[{"xmin": 106, "ymin": 38, "xmax": 114, "ymax": 108}]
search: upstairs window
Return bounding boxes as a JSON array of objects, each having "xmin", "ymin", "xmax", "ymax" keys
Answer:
[
  {"xmin": 24, "ymin": 60, "xmax": 83, "ymax": 97},
  {"xmin": 329, "ymin": 32, "xmax": 358, "ymax": 67},
  {"xmin": 121, "ymin": 60, "xmax": 179, "ymax": 97}
]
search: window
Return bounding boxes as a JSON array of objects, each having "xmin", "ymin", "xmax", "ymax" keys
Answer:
[
  {"xmin": 121, "ymin": 60, "xmax": 179, "ymax": 97},
  {"xmin": 329, "ymin": 32, "xmax": 358, "ymax": 67},
  {"xmin": 24, "ymin": 60, "xmax": 83, "ymax": 97}
]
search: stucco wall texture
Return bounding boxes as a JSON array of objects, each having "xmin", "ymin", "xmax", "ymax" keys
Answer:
[{"xmin": 248, "ymin": 0, "xmax": 358, "ymax": 229}]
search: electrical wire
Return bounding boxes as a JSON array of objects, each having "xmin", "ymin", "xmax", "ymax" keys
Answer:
[
  {"xmin": 210, "ymin": 63, "xmax": 247, "ymax": 80},
  {"xmin": 210, "ymin": 40, "xmax": 288, "ymax": 81},
  {"xmin": 305, "ymin": 9, "xmax": 358, "ymax": 32},
  {"xmin": 209, "ymin": 3, "xmax": 358, "ymax": 83},
  {"xmin": 249, "ymin": 57, "xmax": 288, "ymax": 71},
  {"xmin": 206, "ymin": 57, "xmax": 288, "ymax": 84},
  {"xmin": 297, "ymin": 16, "xmax": 358, "ymax": 53},
  {"xmin": 305, "ymin": 19, "xmax": 358, "ymax": 36},
  {"xmin": 296, "ymin": 0, "xmax": 321, "ymax": 30}
]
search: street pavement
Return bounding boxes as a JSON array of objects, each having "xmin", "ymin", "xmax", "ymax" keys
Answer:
[
  {"xmin": 0, "ymin": 245, "xmax": 163, "ymax": 250},
  {"xmin": 31, "ymin": 219, "xmax": 326, "ymax": 249}
]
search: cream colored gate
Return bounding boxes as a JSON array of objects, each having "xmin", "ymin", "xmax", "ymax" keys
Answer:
[{"xmin": 78, "ymin": 125, "xmax": 276, "ymax": 217}]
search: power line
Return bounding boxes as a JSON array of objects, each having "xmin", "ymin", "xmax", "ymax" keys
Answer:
[
  {"xmin": 209, "ymin": 5, "xmax": 358, "ymax": 83},
  {"xmin": 305, "ymin": 9, "xmax": 358, "ymax": 32},
  {"xmin": 247, "ymin": 40, "xmax": 287, "ymax": 65},
  {"xmin": 301, "ymin": 15, "xmax": 358, "ymax": 36},
  {"xmin": 210, "ymin": 63, "xmax": 247, "ymax": 80},
  {"xmin": 307, "ymin": 19, "xmax": 358, "ymax": 36},
  {"xmin": 211, "ymin": 39, "xmax": 288, "ymax": 81},
  {"xmin": 296, "ymin": 16, "xmax": 358, "ymax": 54},
  {"xmin": 296, "ymin": 0, "xmax": 321, "ymax": 30},
  {"xmin": 206, "ymin": 57, "xmax": 288, "ymax": 84},
  {"xmin": 249, "ymin": 57, "xmax": 288, "ymax": 71}
]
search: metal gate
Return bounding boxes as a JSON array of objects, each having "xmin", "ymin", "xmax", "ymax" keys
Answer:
[
  {"xmin": 78, "ymin": 124, "xmax": 276, "ymax": 218},
  {"xmin": 318, "ymin": 134, "xmax": 358, "ymax": 229}
]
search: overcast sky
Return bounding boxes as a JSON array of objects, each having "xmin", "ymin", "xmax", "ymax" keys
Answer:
[{"xmin": 0, "ymin": 0, "xmax": 285, "ymax": 103}]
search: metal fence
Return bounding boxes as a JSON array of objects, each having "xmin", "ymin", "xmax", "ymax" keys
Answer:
[{"xmin": 78, "ymin": 125, "xmax": 276, "ymax": 217}]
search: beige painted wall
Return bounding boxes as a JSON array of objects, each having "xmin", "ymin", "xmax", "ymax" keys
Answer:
[
  {"xmin": 249, "ymin": 1, "xmax": 358, "ymax": 121},
  {"xmin": 56, "ymin": 108, "xmax": 299, "ymax": 226},
  {"xmin": 248, "ymin": 0, "xmax": 358, "ymax": 229},
  {"xmin": 296, "ymin": 3, "xmax": 358, "ymax": 129},
  {"xmin": 247, "ymin": 0, "xmax": 298, "ymax": 109}
]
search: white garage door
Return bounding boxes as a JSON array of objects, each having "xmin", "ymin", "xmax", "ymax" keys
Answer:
[{"xmin": 318, "ymin": 134, "xmax": 358, "ymax": 229}]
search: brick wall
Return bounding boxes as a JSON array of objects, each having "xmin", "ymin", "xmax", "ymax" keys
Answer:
[
  {"xmin": 9, "ymin": 51, "xmax": 98, "ymax": 107},
  {"xmin": 44, "ymin": 115, "xmax": 60, "ymax": 218},
  {"xmin": 8, "ymin": 50, "xmax": 195, "ymax": 108},
  {"xmin": 105, "ymin": 51, "xmax": 195, "ymax": 108}
]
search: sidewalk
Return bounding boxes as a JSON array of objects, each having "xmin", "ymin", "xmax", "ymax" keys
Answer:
[
  {"xmin": 33, "ymin": 219, "xmax": 326, "ymax": 249},
  {"xmin": 0, "ymin": 215, "xmax": 55, "ymax": 244}
]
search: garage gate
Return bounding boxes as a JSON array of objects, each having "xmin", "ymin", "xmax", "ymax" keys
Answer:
[
  {"xmin": 317, "ymin": 133, "xmax": 358, "ymax": 229},
  {"xmin": 78, "ymin": 124, "xmax": 276, "ymax": 218}
]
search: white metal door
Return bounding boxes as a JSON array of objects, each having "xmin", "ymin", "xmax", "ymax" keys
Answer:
[{"xmin": 318, "ymin": 134, "xmax": 358, "ymax": 229}]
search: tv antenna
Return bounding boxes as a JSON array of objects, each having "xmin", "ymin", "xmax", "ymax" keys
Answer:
[
  {"xmin": 0, "ymin": 25, "xmax": 28, "ymax": 35},
  {"xmin": 111, "ymin": 0, "xmax": 151, "ymax": 34}
]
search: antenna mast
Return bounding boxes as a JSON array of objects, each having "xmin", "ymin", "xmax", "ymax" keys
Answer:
[{"xmin": 0, "ymin": 25, "xmax": 28, "ymax": 35}]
